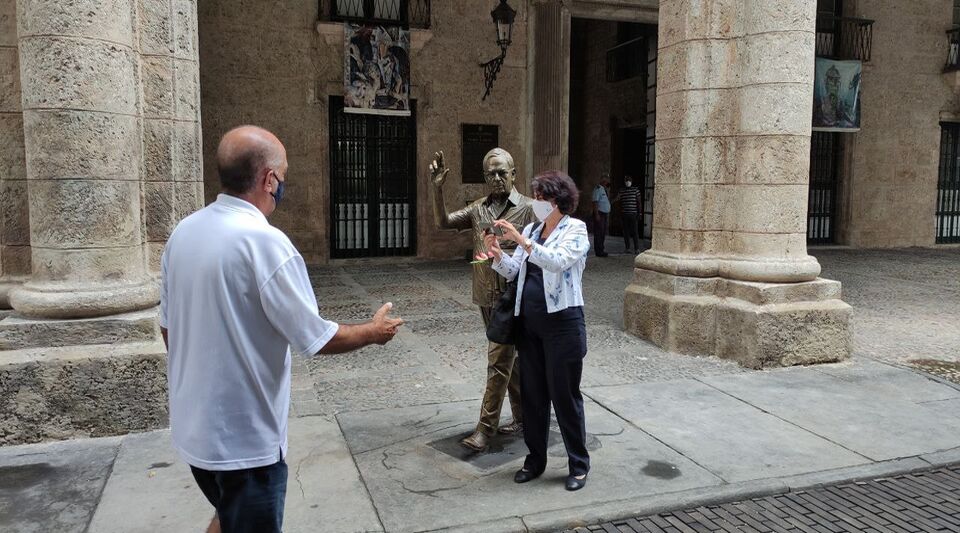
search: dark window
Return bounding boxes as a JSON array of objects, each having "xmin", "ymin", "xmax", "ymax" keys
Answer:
[
  {"xmin": 322, "ymin": 0, "xmax": 431, "ymax": 29},
  {"xmin": 955, "ymin": 0, "xmax": 960, "ymax": 26},
  {"xmin": 937, "ymin": 123, "xmax": 960, "ymax": 244},
  {"xmin": 607, "ymin": 23, "xmax": 652, "ymax": 83},
  {"xmin": 461, "ymin": 125, "xmax": 499, "ymax": 185},
  {"xmin": 808, "ymin": 132, "xmax": 841, "ymax": 244},
  {"xmin": 329, "ymin": 97, "xmax": 418, "ymax": 258}
]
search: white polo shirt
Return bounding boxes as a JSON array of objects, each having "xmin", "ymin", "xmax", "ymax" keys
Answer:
[{"xmin": 160, "ymin": 194, "xmax": 338, "ymax": 471}]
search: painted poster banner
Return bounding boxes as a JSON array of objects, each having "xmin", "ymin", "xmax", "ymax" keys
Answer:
[
  {"xmin": 344, "ymin": 24, "xmax": 411, "ymax": 116},
  {"xmin": 813, "ymin": 58, "xmax": 861, "ymax": 132}
]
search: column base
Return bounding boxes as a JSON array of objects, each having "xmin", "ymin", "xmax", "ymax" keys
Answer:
[
  {"xmin": 624, "ymin": 269, "xmax": 851, "ymax": 369},
  {"xmin": 0, "ymin": 276, "xmax": 28, "ymax": 309},
  {"xmin": 0, "ymin": 308, "xmax": 159, "ymax": 350},
  {"xmin": 9, "ymin": 279, "xmax": 159, "ymax": 319}
]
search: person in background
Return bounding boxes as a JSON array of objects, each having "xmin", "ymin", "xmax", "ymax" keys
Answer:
[
  {"xmin": 591, "ymin": 177, "xmax": 611, "ymax": 257},
  {"xmin": 615, "ymin": 176, "xmax": 641, "ymax": 254},
  {"xmin": 485, "ymin": 171, "xmax": 591, "ymax": 492},
  {"xmin": 161, "ymin": 126, "xmax": 403, "ymax": 533}
]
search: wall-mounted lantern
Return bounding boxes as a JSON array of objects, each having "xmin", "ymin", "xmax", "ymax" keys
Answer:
[{"xmin": 481, "ymin": 0, "xmax": 517, "ymax": 100}]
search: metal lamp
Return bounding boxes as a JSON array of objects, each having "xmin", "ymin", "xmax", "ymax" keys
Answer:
[{"xmin": 482, "ymin": 0, "xmax": 517, "ymax": 100}]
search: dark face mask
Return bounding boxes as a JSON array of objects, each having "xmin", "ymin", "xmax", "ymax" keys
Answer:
[{"xmin": 271, "ymin": 174, "xmax": 285, "ymax": 206}]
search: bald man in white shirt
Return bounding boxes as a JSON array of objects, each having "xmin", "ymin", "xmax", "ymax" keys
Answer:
[{"xmin": 160, "ymin": 125, "xmax": 403, "ymax": 533}]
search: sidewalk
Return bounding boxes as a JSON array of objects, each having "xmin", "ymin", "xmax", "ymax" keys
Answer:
[{"xmin": 3, "ymin": 359, "xmax": 960, "ymax": 533}]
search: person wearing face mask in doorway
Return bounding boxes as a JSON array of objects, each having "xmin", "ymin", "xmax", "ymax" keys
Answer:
[
  {"xmin": 615, "ymin": 176, "xmax": 641, "ymax": 254},
  {"xmin": 484, "ymin": 171, "xmax": 591, "ymax": 492}
]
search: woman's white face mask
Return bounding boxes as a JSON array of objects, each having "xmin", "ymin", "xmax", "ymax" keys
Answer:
[{"xmin": 532, "ymin": 199, "xmax": 556, "ymax": 222}]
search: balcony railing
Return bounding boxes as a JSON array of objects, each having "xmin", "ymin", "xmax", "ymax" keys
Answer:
[
  {"xmin": 816, "ymin": 16, "xmax": 874, "ymax": 62},
  {"xmin": 947, "ymin": 27, "xmax": 960, "ymax": 72},
  {"xmin": 606, "ymin": 37, "xmax": 646, "ymax": 83},
  {"xmin": 320, "ymin": 0, "xmax": 431, "ymax": 29}
]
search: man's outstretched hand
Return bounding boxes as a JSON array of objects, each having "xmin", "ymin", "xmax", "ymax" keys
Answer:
[{"xmin": 372, "ymin": 302, "xmax": 404, "ymax": 345}]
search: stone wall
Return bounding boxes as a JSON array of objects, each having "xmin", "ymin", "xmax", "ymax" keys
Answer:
[
  {"xmin": 837, "ymin": 0, "xmax": 956, "ymax": 247},
  {"xmin": 197, "ymin": 1, "xmax": 529, "ymax": 263},
  {"xmin": 0, "ymin": 0, "xmax": 29, "ymax": 307}
]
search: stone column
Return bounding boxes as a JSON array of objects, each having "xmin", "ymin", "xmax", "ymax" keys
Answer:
[
  {"xmin": 624, "ymin": 0, "xmax": 851, "ymax": 368},
  {"xmin": 11, "ymin": 0, "xmax": 157, "ymax": 318},
  {"xmin": 0, "ymin": 0, "xmax": 29, "ymax": 309},
  {"xmin": 531, "ymin": 0, "xmax": 571, "ymax": 173},
  {"xmin": 138, "ymin": 0, "xmax": 203, "ymax": 273}
]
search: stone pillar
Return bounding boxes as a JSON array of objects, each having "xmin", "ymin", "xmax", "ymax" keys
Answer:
[
  {"xmin": 0, "ymin": 0, "xmax": 29, "ymax": 309},
  {"xmin": 139, "ymin": 0, "xmax": 203, "ymax": 273},
  {"xmin": 11, "ymin": 0, "xmax": 157, "ymax": 318},
  {"xmin": 624, "ymin": 0, "xmax": 851, "ymax": 368},
  {"xmin": 531, "ymin": 0, "xmax": 571, "ymax": 173}
]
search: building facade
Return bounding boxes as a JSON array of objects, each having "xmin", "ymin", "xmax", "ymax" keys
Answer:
[{"xmin": 0, "ymin": 0, "xmax": 958, "ymax": 440}]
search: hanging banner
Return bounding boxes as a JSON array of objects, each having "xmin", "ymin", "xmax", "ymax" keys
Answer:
[
  {"xmin": 344, "ymin": 23, "xmax": 411, "ymax": 116},
  {"xmin": 813, "ymin": 58, "xmax": 861, "ymax": 132}
]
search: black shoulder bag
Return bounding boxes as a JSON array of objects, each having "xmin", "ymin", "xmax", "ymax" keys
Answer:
[{"xmin": 486, "ymin": 224, "xmax": 541, "ymax": 345}]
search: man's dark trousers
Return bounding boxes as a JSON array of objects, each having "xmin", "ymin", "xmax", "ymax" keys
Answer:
[
  {"xmin": 593, "ymin": 212, "xmax": 608, "ymax": 256},
  {"xmin": 622, "ymin": 213, "xmax": 640, "ymax": 251},
  {"xmin": 191, "ymin": 458, "xmax": 288, "ymax": 533}
]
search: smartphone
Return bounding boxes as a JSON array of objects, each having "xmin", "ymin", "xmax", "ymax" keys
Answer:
[{"xmin": 479, "ymin": 222, "xmax": 504, "ymax": 236}]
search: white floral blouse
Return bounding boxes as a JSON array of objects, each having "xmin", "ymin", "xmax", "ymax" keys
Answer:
[{"xmin": 491, "ymin": 215, "xmax": 590, "ymax": 316}]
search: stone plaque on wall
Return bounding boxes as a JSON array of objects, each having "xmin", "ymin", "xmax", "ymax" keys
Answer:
[{"xmin": 461, "ymin": 124, "xmax": 499, "ymax": 184}]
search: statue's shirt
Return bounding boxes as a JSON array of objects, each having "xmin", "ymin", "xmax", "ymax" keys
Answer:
[{"xmin": 446, "ymin": 188, "xmax": 535, "ymax": 307}]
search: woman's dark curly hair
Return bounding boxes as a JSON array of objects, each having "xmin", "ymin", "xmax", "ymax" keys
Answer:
[{"xmin": 531, "ymin": 171, "xmax": 579, "ymax": 215}]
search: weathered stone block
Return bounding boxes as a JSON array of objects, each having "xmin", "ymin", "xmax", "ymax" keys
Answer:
[
  {"xmin": 658, "ymin": 38, "xmax": 740, "ymax": 92},
  {"xmin": 740, "ymin": 31, "xmax": 815, "ymax": 87},
  {"xmin": 734, "ymin": 135, "xmax": 811, "ymax": 185},
  {"xmin": 738, "ymin": 83, "xmax": 812, "ymax": 136},
  {"xmin": 0, "ymin": 1, "xmax": 15, "ymax": 47},
  {"xmin": 23, "ymin": 110, "xmax": 141, "ymax": 181},
  {"xmin": 18, "ymin": 37, "xmax": 138, "ymax": 114},
  {"xmin": 173, "ymin": 180, "xmax": 203, "ymax": 222},
  {"xmin": 724, "ymin": 184, "xmax": 808, "ymax": 234},
  {"xmin": 658, "ymin": 0, "xmax": 744, "ymax": 50},
  {"xmin": 0, "ymin": 113, "xmax": 25, "ymax": 180},
  {"xmin": 0, "ymin": 343, "xmax": 168, "ymax": 445},
  {"xmin": 624, "ymin": 269, "xmax": 852, "ymax": 368},
  {"xmin": 17, "ymin": 0, "xmax": 134, "ymax": 45},
  {"xmin": 29, "ymin": 246, "xmax": 147, "ymax": 285},
  {"xmin": 0, "ymin": 178, "xmax": 29, "ymax": 245},
  {"xmin": 137, "ymin": 0, "xmax": 173, "ymax": 56},
  {"xmin": 172, "ymin": 0, "xmax": 198, "ymax": 60},
  {"xmin": 0, "ymin": 244, "xmax": 29, "ymax": 277},
  {"xmin": 0, "ymin": 46, "xmax": 20, "ymax": 112},
  {"xmin": 743, "ymin": 0, "xmax": 816, "ymax": 35},
  {"xmin": 141, "ymin": 56, "xmax": 174, "ymax": 118},
  {"xmin": 28, "ymin": 179, "xmax": 142, "ymax": 248},
  {"xmin": 142, "ymin": 118, "xmax": 174, "ymax": 182},
  {"xmin": 657, "ymin": 88, "xmax": 738, "ymax": 141},
  {"xmin": 144, "ymin": 181, "xmax": 175, "ymax": 242},
  {"xmin": 172, "ymin": 120, "xmax": 202, "ymax": 182},
  {"xmin": 0, "ymin": 309, "xmax": 158, "ymax": 350},
  {"xmin": 173, "ymin": 58, "xmax": 200, "ymax": 121}
]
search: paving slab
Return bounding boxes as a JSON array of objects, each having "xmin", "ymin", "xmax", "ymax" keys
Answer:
[
  {"xmin": 87, "ymin": 417, "xmax": 381, "ymax": 533},
  {"xmin": 700, "ymin": 367, "xmax": 960, "ymax": 461},
  {"xmin": 337, "ymin": 399, "xmax": 723, "ymax": 533},
  {"xmin": 585, "ymin": 379, "xmax": 869, "ymax": 482},
  {"xmin": 0, "ymin": 437, "xmax": 120, "ymax": 533}
]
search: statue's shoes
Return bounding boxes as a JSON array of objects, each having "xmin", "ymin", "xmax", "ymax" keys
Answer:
[
  {"xmin": 498, "ymin": 420, "xmax": 523, "ymax": 435},
  {"xmin": 459, "ymin": 430, "xmax": 490, "ymax": 451}
]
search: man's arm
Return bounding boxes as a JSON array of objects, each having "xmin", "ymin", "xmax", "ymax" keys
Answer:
[
  {"xmin": 430, "ymin": 151, "xmax": 471, "ymax": 230},
  {"xmin": 318, "ymin": 303, "xmax": 403, "ymax": 355}
]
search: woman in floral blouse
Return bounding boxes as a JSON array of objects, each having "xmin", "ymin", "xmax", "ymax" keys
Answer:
[{"xmin": 484, "ymin": 170, "xmax": 591, "ymax": 491}]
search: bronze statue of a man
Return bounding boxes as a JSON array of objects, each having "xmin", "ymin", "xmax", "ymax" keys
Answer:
[{"xmin": 430, "ymin": 148, "xmax": 535, "ymax": 451}]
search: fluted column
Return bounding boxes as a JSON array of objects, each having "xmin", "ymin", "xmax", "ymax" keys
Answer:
[
  {"xmin": 0, "ymin": 0, "xmax": 29, "ymax": 309},
  {"xmin": 11, "ymin": 0, "xmax": 157, "ymax": 318},
  {"xmin": 531, "ymin": 0, "xmax": 571, "ymax": 173},
  {"xmin": 624, "ymin": 0, "xmax": 851, "ymax": 368}
]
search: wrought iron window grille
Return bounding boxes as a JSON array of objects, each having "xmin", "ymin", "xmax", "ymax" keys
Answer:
[
  {"xmin": 320, "ymin": 0, "xmax": 431, "ymax": 29},
  {"xmin": 937, "ymin": 122, "xmax": 960, "ymax": 244},
  {"xmin": 815, "ymin": 15, "xmax": 874, "ymax": 62}
]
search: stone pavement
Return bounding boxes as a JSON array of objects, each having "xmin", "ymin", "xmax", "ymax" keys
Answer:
[
  {"xmin": 567, "ymin": 463, "xmax": 960, "ymax": 533},
  {"xmin": 2, "ymin": 246, "xmax": 960, "ymax": 532}
]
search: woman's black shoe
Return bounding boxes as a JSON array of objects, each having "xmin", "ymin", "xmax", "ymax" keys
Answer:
[
  {"xmin": 565, "ymin": 474, "xmax": 587, "ymax": 491},
  {"xmin": 514, "ymin": 468, "xmax": 542, "ymax": 483}
]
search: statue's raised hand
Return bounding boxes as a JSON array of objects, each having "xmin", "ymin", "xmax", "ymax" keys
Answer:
[{"xmin": 429, "ymin": 151, "xmax": 450, "ymax": 189}]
